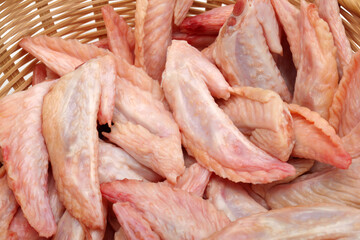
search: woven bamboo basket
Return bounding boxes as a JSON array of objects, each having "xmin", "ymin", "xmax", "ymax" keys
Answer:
[{"xmin": 0, "ymin": 0, "xmax": 359, "ymax": 98}]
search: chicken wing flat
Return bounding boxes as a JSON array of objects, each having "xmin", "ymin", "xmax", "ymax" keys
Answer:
[
  {"xmin": 206, "ymin": 204, "xmax": 360, "ymax": 240},
  {"xmin": 219, "ymin": 86, "xmax": 294, "ymax": 162},
  {"xmin": 0, "ymin": 167, "xmax": 18, "ymax": 240},
  {"xmin": 42, "ymin": 56, "xmax": 116, "ymax": 230},
  {"xmin": 315, "ymin": 0, "xmax": 352, "ymax": 76},
  {"xmin": 20, "ymin": 36, "xmax": 162, "ymax": 101},
  {"xmin": 101, "ymin": 179, "xmax": 230, "ymax": 240},
  {"xmin": 213, "ymin": 0, "xmax": 291, "ymax": 102},
  {"xmin": 271, "ymin": 0, "xmax": 301, "ymax": 68},
  {"xmin": 0, "ymin": 81, "xmax": 56, "ymax": 237},
  {"xmin": 98, "ymin": 140, "xmax": 162, "ymax": 183},
  {"xmin": 104, "ymin": 77, "xmax": 184, "ymax": 183},
  {"xmin": 134, "ymin": 0, "xmax": 175, "ymax": 80},
  {"xmin": 163, "ymin": 41, "xmax": 295, "ymax": 184},
  {"xmin": 329, "ymin": 51, "xmax": 360, "ymax": 137},
  {"xmin": 206, "ymin": 176, "xmax": 267, "ymax": 221},
  {"xmin": 112, "ymin": 202, "xmax": 160, "ymax": 240},
  {"xmin": 174, "ymin": 0, "xmax": 194, "ymax": 26},
  {"xmin": 288, "ymin": 104, "xmax": 351, "ymax": 169},
  {"xmin": 293, "ymin": 1, "xmax": 338, "ymax": 120},
  {"xmin": 102, "ymin": 5, "xmax": 134, "ymax": 64},
  {"xmin": 266, "ymin": 157, "xmax": 360, "ymax": 209}
]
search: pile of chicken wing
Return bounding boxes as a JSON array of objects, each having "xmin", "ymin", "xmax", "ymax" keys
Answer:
[{"xmin": 1, "ymin": 0, "xmax": 360, "ymax": 239}]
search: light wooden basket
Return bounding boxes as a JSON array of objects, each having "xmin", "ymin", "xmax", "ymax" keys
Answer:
[{"xmin": 0, "ymin": 0, "xmax": 359, "ymax": 97}]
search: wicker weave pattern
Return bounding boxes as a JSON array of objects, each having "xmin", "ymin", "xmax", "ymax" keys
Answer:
[{"xmin": 0, "ymin": 0, "xmax": 359, "ymax": 97}]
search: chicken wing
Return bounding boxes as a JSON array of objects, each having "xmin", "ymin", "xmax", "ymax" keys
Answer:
[
  {"xmin": 315, "ymin": 0, "xmax": 352, "ymax": 76},
  {"xmin": 206, "ymin": 204, "xmax": 360, "ymax": 239},
  {"xmin": 0, "ymin": 167, "xmax": 18, "ymax": 240},
  {"xmin": 20, "ymin": 36, "xmax": 162, "ymax": 101},
  {"xmin": 163, "ymin": 41, "xmax": 295, "ymax": 184},
  {"xmin": 101, "ymin": 179, "xmax": 230, "ymax": 240},
  {"xmin": 288, "ymin": 104, "xmax": 351, "ymax": 169},
  {"xmin": 102, "ymin": 5, "xmax": 134, "ymax": 64},
  {"xmin": 329, "ymin": 51, "xmax": 360, "ymax": 137},
  {"xmin": 98, "ymin": 140, "xmax": 162, "ymax": 183},
  {"xmin": 251, "ymin": 158, "xmax": 314, "ymax": 198},
  {"xmin": 103, "ymin": 77, "xmax": 184, "ymax": 183},
  {"xmin": 112, "ymin": 202, "xmax": 160, "ymax": 240},
  {"xmin": 293, "ymin": 1, "xmax": 338, "ymax": 120},
  {"xmin": 219, "ymin": 87, "xmax": 294, "ymax": 162},
  {"xmin": 42, "ymin": 56, "xmax": 116, "ymax": 230},
  {"xmin": 206, "ymin": 176, "xmax": 267, "ymax": 221},
  {"xmin": 0, "ymin": 81, "xmax": 56, "ymax": 237},
  {"xmin": 180, "ymin": 5, "xmax": 234, "ymax": 35},
  {"xmin": 266, "ymin": 156, "xmax": 360, "ymax": 209},
  {"xmin": 271, "ymin": 0, "xmax": 301, "ymax": 68},
  {"xmin": 174, "ymin": 0, "xmax": 194, "ymax": 26},
  {"xmin": 134, "ymin": 0, "xmax": 175, "ymax": 80},
  {"xmin": 213, "ymin": 0, "xmax": 291, "ymax": 102}
]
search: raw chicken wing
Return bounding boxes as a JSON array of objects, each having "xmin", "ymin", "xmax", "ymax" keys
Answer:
[
  {"xmin": 293, "ymin": 1, "xmax": 338, "ymax": 120},
  {"xmin": 206, "ymin": 204, "xmax": 360, "ymax": 239},
  {"xmin": 101, "ymin": 179, "xmax": 230, "ymax": 240},
  {"xmin": 0, "ymin": 81, "xmax": 56, "ymax": 237},
  {"xmin": 20, "ymin": 36, "xmax": 162, "ymax": 100},
  {"xmin": 134, "ymin": 0, "xmax": 175, "ymax": 80},
  {"xmin": 213, "ymin": 0, "xmax": 291, "ymax": 102},
  {"xmin": 42, "ymin": 56, "xmax": 116, "ymax": 230},
  {"xmin": 288, "ymin": 104, "xmax": 351, "ymax": 169},
  {"xmin": 102, "ymin": 5, "xmax": 134, "ymax": 64},
  {"xmin": 163, "ymin": 41, "xmax": 295, "ymax": 184}
]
